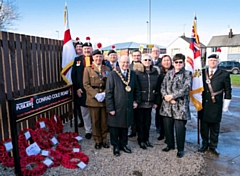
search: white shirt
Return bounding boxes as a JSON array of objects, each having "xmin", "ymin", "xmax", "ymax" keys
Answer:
[{"xmin": 209, "ymin": 68, "xmax": 217, "ymax": 75}]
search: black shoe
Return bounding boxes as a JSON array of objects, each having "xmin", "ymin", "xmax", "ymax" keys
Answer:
[
  {"xmin": 162, "ymin": 146, "xmax": 175, "ymax": 152},
  {"xmin": 113, "ymin": 146, "xmax": 120, "ymax": 156},
  {"xmin": 139, "ymin": 142, "xmax": 147, "ymax": 149},
  {"xmin": 95, "ymin": 143, "xmax": 102, "ymax": 149},
  {"xmin": 157, "ymin": 135, "xmax": 164, "ymax": 141},
  {"xmin": 128, "ymin": 132, "xmax": 136, "ymax": 138},
  {"xmin": 177, "ymin": 151, "xmax": 184, "ymax": 158},
  {"xmin": 85, "ymin": 133, "xmax": 92, "ymax": 139},
  {"xmin": 145, "ymin": 141, "xmax": 153, "ymax": 148},
  {"xmin": 78, "ymin": 123, "xmax": 84, "ymax": 127},
  {"xmin": 209, "ymin": 148, "xmax": 220, "ymax": 155},
  {"xmin": 198, "ymin": 145, "xmax": 208, "ymax": 152},
  {"xmin": 120, "ymin": 146, "xmax": 132, "ymax": 153},
  {"xmin": 102, "ymin": 142, "xmax": 110, "ymax": 148}
]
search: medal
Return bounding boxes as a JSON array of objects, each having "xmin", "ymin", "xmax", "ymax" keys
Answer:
[
  {"xmin": 125, "ymin": 85, "xmax": 131, "ymax": 92},
  {"xmin": 114, "ymin": 69, "xmax": 131, "ymax": 92}
]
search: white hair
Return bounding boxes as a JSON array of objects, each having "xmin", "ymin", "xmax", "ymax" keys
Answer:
[
  {"xmin": 119, "ymin": 55, "xmax": 130, "ymax": 62},
  {"xmin": 141, "ymin": 54, "xmax": 152, "ymax": 61}
]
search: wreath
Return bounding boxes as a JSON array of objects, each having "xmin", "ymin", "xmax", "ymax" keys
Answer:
[
  {"xmin": 21, "ymin": 155, "xmax": 47, "ymax": 176},
  {"xmin": 32, "ymin": 128, "xmax": 54, "ymax": 150},
  {"xmin": 35, "ymin": 117, "xmax": 56, "ymax": 136},
  {"xmin": 57, "ymin": 132, "xmax": 78, "ymax": 143},
  {"xmin": 47, "ymin": 149, "xmax": 62, "ymax": 167},
  {"xmin": 0, "ymin": 138, "xmax": 15, "ymax": 167},
  {"xmin": 61, "ymin": 151, "xmax": 89, "ymax": 169},
  {"xmin": 18, "ymin": 128, "xmax": 34, "ymax": 158},
  {"xmin": 56, "ymin": 140, "xmax": 81, "ymax": 154},
  {"xmin": 50, "ymin": 114, "xmax": 63, "ymax": 134}
]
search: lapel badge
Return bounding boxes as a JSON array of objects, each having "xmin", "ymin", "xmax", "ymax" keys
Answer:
[{"xmin": 76, "ymin": 60, "xmax": 81, "ymax": 66}]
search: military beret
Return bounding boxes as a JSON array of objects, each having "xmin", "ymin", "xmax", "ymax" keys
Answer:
[
  {"xmin": 74, "ymin": 37, "xmax": 83, "ymax": 47},
  {"xmin": 208, "ymin": 54, "xmax": 219, "ymax": 59},
  {"xmin": 108, "ymin": 50, "xmax": 116, "ymax": 55},
  {"xmin": 92, "ymin": 49, "xmax": 102, "ymax": 56},
  {"xmin": 82, "ymin": 36, "xmax": 92, "ymax": 47},
  {"xmin": 108, "ymin": 45, "xmax": 116, "ymax": 55}
]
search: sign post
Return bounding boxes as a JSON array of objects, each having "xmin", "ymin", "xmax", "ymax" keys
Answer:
[{"xmin": 8, "ymin": 85, "xmax": 73, "ymax": 175}]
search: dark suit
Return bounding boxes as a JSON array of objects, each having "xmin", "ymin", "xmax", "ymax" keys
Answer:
[
  {"xmin": 152, "ymin": 58, "xmax": 161, "ymax": 67},
  {"xmin": 106, "ymin": 68, "xmax": 141, "ymax": 147},
  {"xmin": 199, "ymin": 67, "xmax": 232, "ymax": 148},
  {"xmin": 71, "ymin": 55, "xmax": 93, "ymax": 106},
  {"xmin": 71, "ymin": 55, "xmax": 93, "ymax": 134}
]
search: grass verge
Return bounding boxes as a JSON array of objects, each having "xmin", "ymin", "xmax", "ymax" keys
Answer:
[{"xmin": 230, "ymin": 74, "xmax": 240, "ymax": 86}]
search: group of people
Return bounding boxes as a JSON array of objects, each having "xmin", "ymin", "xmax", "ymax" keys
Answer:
[{"xmin": 71, "ymin": 37, "xmax": 232, "ymax": 158}]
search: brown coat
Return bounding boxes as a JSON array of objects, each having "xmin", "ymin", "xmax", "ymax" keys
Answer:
[{"xmin": 83, "ymin": 64, "xmax": 110, "ymax": 107}]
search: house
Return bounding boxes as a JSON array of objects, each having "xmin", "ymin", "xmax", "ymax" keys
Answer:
[
  {"xmin": 167, "ymin": 35, "xmax": 206, "ymax": 59},
  {"xmin": 102, "ymin": 41, "xmax": 166, "ymax": 58},
  {"xmin": 207, "ymin": 29, "xmax": 240, "ymax": 62}
]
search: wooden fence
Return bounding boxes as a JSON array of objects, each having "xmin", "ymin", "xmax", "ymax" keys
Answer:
[{"xmin": 0, "ymin": 31, "xmax": 71, "ymax": 141}]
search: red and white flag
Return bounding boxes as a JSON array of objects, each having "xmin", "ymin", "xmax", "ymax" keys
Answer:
[
  {"xmin": 185, "ymin": 15, "xmax": 204, "ymax": 111},
  {"xmin": 61, "ymin": 4, "xmax": 76, "ymax": 84}
]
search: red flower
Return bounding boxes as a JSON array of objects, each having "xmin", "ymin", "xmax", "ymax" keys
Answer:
[
  {"xmin": 35, "ymin": 117, "xmax": 56, "ymax": 136},
  {"xmin": 50, "ymin": 114, "xmax": 63, "ymax": 134},
  {"xmin": 0, "ymin": 138, "xmax": 15, "ymax": 167},
  {"xmin": 21, "ymin": 155, "xmax": 47, "ymax": 176},
  {"xmin": 32, "ymin": 128, "xmax": 53, "ymax": 150},
  {"xmin": 61, "ymin": 151, "xmax": 89, "ymax": 169}
]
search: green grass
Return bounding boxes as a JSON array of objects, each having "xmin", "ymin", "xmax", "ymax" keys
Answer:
[{"xmin": 230, "ymin": 74, "xmax": 240, "ymax": 86}]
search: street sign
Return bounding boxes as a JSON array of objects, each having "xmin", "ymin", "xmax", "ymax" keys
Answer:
[{"xmin": 147, "ymin": 44, "xmax": 154, "ymax": 49}]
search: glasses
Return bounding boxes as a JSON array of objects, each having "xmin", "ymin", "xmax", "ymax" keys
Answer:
[
  {"xmin": 133, "ymin": 55, "xmax": 141, "ymax": 57},
  {"xmin": 143, "ymin": 59, "xmax": 151, "ymax": 61},
  {"xmin": 174, "ymin": 61, "xmax": 183, "ymax": 64}
]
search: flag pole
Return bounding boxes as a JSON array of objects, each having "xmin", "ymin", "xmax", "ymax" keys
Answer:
[{"xmin": 195, "ymin": 13, "xmax": 200, "ymax": 146}]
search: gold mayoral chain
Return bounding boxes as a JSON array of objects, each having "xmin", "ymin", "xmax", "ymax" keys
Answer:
[{"xmin": 114, "ymin": 69, "xmax": 131, "ymax": 92}]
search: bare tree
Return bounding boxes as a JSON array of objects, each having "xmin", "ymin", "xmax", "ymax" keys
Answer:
[{"xmin": 0, "ymin": 0, "xmax": 20, "ymax": 30}]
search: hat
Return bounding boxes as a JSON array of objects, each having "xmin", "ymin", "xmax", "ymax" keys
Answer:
[
  {"xmin": 82, "ymin": 36, "xmax": 92, "ymax": 47},
  {"xmin": 208, "ymin": 54, "xmax": 219, "ymax": 59},
  {"xmin": 92, "ymin": 43, "xmax": 102, "ymax": 56},
  {"xmin": 108, "ymin": 45, "xmax": 117, "ymax": 55},
  {"xmin": 74, "ymin": 37, "xmax": 83, "ymax": 47},
  {"xmin": 208, "ymin": 48, "xmax": 221, "ymax": 59}
]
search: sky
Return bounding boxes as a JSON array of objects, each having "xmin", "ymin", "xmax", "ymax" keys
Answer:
[{"xmin": 7, "ymin": 0, "xmax": 240, "ymax": 48}]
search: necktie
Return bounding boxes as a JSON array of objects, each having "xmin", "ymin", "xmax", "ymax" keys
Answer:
[
  {"xmin": 209, "ymin": 70, "xmax": 213, "ymax": 79},
  {"xmin": 111, "ymin": 63, "xmax": 114, "ymax": 69},
  {"xmin": 123, "ymin": 71, "xmax": 127, "ymax": 78}
]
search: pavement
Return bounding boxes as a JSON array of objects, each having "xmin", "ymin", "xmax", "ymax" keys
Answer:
[{"xmin": 185, "ymin": 86, "xmax": 240, "ymax": 176}]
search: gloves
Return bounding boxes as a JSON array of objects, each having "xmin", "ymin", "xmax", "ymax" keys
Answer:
[
  {"xmin": 222, "ymin": 99, "xmax": 231, "ymax": 112},
  {"xmin": 94, "ymin": 92, "xmax": 105, "ymax": 102}
]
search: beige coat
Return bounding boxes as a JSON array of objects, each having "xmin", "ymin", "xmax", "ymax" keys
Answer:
[{"xmin": 83, "ymin": 64, "xmax": 110, "ymax": 107}]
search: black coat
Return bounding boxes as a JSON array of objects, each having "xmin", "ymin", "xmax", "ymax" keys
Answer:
[
  {"xmin": 106, "ymin": 68, "xmax": 141, "ymax": 128},
  {"xmin": 152, "ymin": 58, "xmax": 161, "ymax": 67},
  {"xmin": 199, "ymin": 67, "xmax": 232, "ymax": 123},
  {"xmin": 156, "ymin": 71, "xmax": 167, "ymax": 106},
  {"xmin": 135, "ymin": 66, "xmax": 160, "ymax": 108},
  {"xmin": 105, "ymin": 61, "xmax": 119, "ymax": 71},
  {"xmin": 71, "ymin": 55, "xmax": 93, "ymax": 106}
]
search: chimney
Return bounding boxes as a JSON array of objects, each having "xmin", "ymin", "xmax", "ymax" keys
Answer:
[
  {"xmin": 182, "ymin": 33, "xmax": 185, "ymax": 37},
  {"xmin": 229, "ymin": 28, "xmax": 233, "ymax": 38}
]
